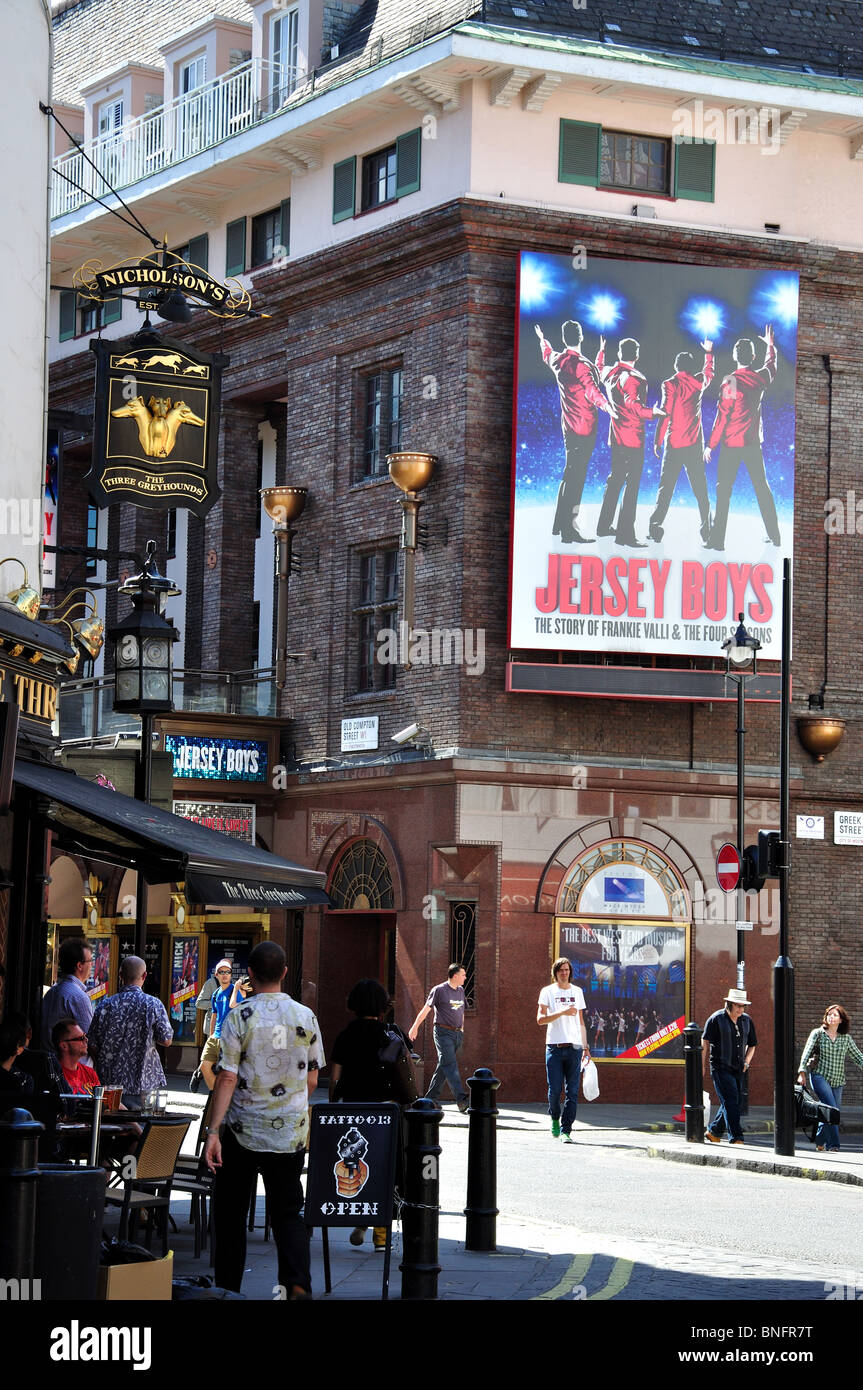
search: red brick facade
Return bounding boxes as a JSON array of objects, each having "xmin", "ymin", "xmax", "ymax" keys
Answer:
[{"xmin": 48, "ymin": 198, "xmax": 863, "ymax": 1102}]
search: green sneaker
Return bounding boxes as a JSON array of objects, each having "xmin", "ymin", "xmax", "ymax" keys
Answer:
[
  {"xmin": 551, "ymin": 1119, "xmax": 561, "ymax": 1138},
  {"xmin": 561, "ymin": 1132, "xmax": 574, "ymax": 1144}
]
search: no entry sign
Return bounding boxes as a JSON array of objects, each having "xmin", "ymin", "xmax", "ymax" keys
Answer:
[{"xmin": 716, "ymin": 843, "xmax": 742, "ymax": 893}]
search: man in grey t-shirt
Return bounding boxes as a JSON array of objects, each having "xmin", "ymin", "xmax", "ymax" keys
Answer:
[{"xmin": 409, "ymin": 963, "xmax": 469, "ymax": 1112}]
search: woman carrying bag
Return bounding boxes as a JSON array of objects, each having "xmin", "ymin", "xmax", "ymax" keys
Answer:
[
  {"xmin": 797, "ymin": 1004, "xmax": 863, "ymax": 1152},
  {"xmin": 329, "ymin": 978, "xmax": 411, "ymax": 1249}
]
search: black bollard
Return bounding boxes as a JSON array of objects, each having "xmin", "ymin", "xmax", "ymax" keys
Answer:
[
  {"xmin": 400, "ymin": 1098, "xmax": 442, "ymax": 1300},
  {"xmin": 683, "ymin": 1022, "xmax": 705, "ymax": 1143},
  {"xmin": 464, "ymin": 1067, "xmax": 500, "ymax": 1252},
  {"xmin": 0, "ymin": 1107, "xmax": 43, "ymax": 1284}
]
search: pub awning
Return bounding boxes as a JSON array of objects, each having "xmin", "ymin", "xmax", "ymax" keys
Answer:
[{"xmin": 14, "ymin": 758, "xmax": 331, "ymax": 908}]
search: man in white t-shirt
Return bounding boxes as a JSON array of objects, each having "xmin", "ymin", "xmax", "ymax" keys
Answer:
[{"xmin": 537, "ymin": 957, "xmax": 590, "ymax": 1143}]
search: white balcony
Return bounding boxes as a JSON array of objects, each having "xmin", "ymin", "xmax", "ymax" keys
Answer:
[{"xmin": 51, "ymin": 58, "xmax": 302, "ymax": 220}]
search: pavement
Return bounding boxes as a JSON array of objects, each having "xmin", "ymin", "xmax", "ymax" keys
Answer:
[{"xmin": 140, "ymin": 1080, "xmax": 863, "ymax": 1301}]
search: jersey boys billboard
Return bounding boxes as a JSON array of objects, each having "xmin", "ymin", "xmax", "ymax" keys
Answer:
[{"xmin": 508, "ymin": 251, "xmax": 798, "ymax": 659}]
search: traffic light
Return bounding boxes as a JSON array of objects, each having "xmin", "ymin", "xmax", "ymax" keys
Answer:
[{"xmin": 741, "ymin": 831, "xmax": 782, "ymax": 891}]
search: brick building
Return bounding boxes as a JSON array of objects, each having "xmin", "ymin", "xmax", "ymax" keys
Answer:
[{"xmin": 46, "ymin": 0, "xmax": 863, "ymax": 1100}]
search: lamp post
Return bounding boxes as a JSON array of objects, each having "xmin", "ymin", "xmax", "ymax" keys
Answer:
[
  {"xmin": 774, "ymin": 559, "xmax": 795, "ymax": 1156},
  {"xmin": 260, "ymin": 486, "xmax": 307, "ymax": 691},
  {"xmin": 109, "ymin": 540, "xmax": 179, "ymax": 958},
  {"xmin": 387, "ymin": 452, "xmax": 436, "ymax": 670},
  {"xmin": 721, "ymin": 614, "xmax": 761, "ymax": 1112}
]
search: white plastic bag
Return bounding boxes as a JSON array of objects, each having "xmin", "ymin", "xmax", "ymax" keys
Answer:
[
  {"xmin": 581, "ymin": 1057, "xmax": 600, "ymax": 1102},
  {"xmin": 703, "ymin": 1089, "xmax": 711, "ymax": 1126}
]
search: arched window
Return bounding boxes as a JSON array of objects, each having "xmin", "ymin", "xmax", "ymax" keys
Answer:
[{"xmin": 329, "ymin": 840, "xmax": 395, "ymax": 910}]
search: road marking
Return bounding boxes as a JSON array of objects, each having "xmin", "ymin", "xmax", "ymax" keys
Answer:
[
  {"xmin": 532, "ymin": 1253, "xmax": 593, "ymax": 1300},
  {"xmin": 588, "ymin": 1257, "xmax": 634, "ymax": 1300}
]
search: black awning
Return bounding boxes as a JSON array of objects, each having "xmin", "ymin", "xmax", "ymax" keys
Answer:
[
  {"xmin": 14, "ymin": 757, "xmax": 330, "ymax": 903},
  {"xmin": 185, "ymin": 871, "xmax": 331, "ymax": 910}
]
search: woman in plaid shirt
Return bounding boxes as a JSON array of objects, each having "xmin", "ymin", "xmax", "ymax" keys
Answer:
[{"xmin": 797, "ymin": 1004, "xmax": 863, "ymax": 1152}]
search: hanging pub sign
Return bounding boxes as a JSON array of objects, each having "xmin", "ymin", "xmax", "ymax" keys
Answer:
[{"xmin": 85, "ymin": 331, "xmax": 228, "ymax": 517}]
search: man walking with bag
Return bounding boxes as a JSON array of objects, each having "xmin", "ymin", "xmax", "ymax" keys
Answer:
[{"xmin": 537, "ymin": 957, "xmax": 590, "ymax": 1143}]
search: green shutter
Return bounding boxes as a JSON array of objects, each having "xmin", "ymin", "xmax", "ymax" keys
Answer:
[
  {"xmin": 279, "ymin": 198, "xmax": 291, "ymax": 255},
  {"xmin": 187, "ymin": 233, "xmax": 209, "ymax": 271},
  {"xmin": 102, "ymin": 295, "xmax": 122, "ymax": 325},
  {"xmin": 395, "ymin": 128, "xmax": 421, "ymax": 198},
  {"xmin": 59, "ymin": 289, "xmax": 76, "ymax": 341},
  {"xmin": 333, "ymin": 156, "xmax": 356, "ymax": 223},
  {"xmin": 673, "ymin": 139, "xmax": 715, "ymax": 202},
  {"xmin": 559, "ymin": 120, "xmax": 602, "ymax": 186},
  {"xmin": 225, "ymin": 218, "xmax": 246, "ymax": 276}
]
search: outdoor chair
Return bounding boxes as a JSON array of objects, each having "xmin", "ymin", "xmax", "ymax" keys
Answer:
[{"xmin": 104, "ymin": 1116, "xmax": 191, "ymax": 1257}]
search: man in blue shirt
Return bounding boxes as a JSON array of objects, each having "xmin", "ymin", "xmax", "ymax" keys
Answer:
[{"xmin": 40, "ymin": 938, "xmax": 93, "ymax": 1055}]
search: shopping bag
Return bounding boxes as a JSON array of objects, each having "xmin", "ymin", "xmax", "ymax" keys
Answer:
[{"xmin": 581, "ymin": 1057, "xmax": 600, "ymax": 1101}]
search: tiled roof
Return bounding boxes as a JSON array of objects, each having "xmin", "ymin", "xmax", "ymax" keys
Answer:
[
  {"xmin": 337, "ymin": 0, "xmax": 863, "ymax": 79},
  {"xmin": 52, "ymin": 0, "xmax": 251, "ymax": 105},
  {"xmin": 52, "ymin": 0, "xmax": 863, "ymax": 112}
]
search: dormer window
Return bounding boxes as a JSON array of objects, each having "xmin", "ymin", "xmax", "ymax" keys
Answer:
[
  {"xmin": 98, "ymin": 97, "xmax": 124, "ymax": 140},
  {"xmin": 271, "ymin": 6, "xmax": 299, "ymax": 104},
  {"xmin": 180, "ymin": 54, "xmax": 207, "ymax": 94}
]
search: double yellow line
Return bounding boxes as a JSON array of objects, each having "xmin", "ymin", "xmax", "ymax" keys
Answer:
[{"xmin": 533, "ymin": 1253, "xmax": 634, "ymax": 1301}]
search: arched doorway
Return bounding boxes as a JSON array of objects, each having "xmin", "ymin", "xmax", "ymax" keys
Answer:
[
  {"xmin": 318, "ymin": 839, "xmax": 397, "ymax": 1052},
  {"xmin": 554, "ymin": 838, "xmax": 691, "ymax": 1065}
]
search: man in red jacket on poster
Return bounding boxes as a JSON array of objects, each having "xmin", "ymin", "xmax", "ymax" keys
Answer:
[
  {"xmin": 535, "ymin": 320, "xmax": 616, "ymax": 544},
  {"xmin": 596, "ymin": 338, "xmax": 664, "ymax": 548},
  {"xmin": 648, "ymin": 340, "xmax": 714, "ymax": 545},
  {"xmin": 703, "ymin": 325, "xmax": 781, "ymax": 551}
]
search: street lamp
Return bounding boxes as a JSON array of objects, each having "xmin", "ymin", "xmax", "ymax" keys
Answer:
[
  {"xmin": 109, "ymin": 540, "xmax": 179, "ymax": 957},
  {"xmin": 387, "ymin": 451, "xmax": 436, "ymax": 670},
  {"xmin": 721, "ymin": 613, "xmax": 761, "ymax": 1000},
  {"xmin": 260, "ymin": 486, "xmax": 307, "ymax": 691}
]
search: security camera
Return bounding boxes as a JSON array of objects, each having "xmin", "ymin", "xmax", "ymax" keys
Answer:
[{"xmin": 391, "ymin": 722, "xmax": 421, "ymax": 745}]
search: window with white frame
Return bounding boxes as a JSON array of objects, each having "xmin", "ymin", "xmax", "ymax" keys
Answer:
[{"xmin": 271, "ymin": 8, "xmax": 299, "ymax": 104}]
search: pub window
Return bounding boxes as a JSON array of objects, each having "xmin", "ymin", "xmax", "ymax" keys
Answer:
[
  {"xmin": 332, "ymin": 128, "xmax": 421, "ymax": 223},
  {"xmin": 250, "ymin": 201, "xmax": 290, "ymax": 268},
  {"xmin": 86, "ymin": 504, "xmax": 99, "ymax": 574},
  {"xmin": 450, "ymin": 901, "xmax": 476, "ymax": 1009},
  {"xmin": 354, "ymin": 549, "xmax": 398, "ymax": 692},
  {"xmin": 559, "ymin": 119, "xmax": 715, "ymax": 202},
  {"xmin": 361, "ymin": 366, "xmax": 404, "ymax": 478},
  {"xmin": 59, "ymin": 289, "xmax": 122, "ymax": 341},
  {"xmin": 166, "ymin": 508, "xmax": 177, "ymax": 560}
]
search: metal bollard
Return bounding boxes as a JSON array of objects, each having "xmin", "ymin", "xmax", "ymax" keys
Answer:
[
  {"xmin": 683, "ymin": 1022, "xmax": 705, "ymax": 1143},
  {"xmin": 464, "ymin": 1067, "xmax": 500, "ymax": 1252},
  {"xmin": 400, "ymin": 1098, "xmax": 442, "ymax": 1300},
  {"xmin": 0, "ymin": 1107, "xmax": 43, "ymax": 1282}
]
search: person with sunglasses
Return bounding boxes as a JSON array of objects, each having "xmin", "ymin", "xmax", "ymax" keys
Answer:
[
  {"xmin": 197, "ymin": 961, "xmax": 241, "ymax": 1092},
  {"xmin": 52, "ymin": 1019, "xmax": 100, "ymax": 1095}
]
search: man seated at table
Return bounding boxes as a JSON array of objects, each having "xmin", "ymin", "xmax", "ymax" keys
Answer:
[{"xmin": 52, "ymin": 1018, "xmax": 101, "ymax": 1094}]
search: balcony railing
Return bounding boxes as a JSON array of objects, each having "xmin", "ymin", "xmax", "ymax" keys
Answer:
[
  {"xmin": 51, "ymin": 59, "xmax": 299, "ymax": 220},
  {"xmin": 58, "ymin": 668, "xmax": 279, "ymax": 743}
]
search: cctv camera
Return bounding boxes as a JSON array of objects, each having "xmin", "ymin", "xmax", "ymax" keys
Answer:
[{"xmin": 391, "ymin": 722, "xmax": 421, "ymax": 745}]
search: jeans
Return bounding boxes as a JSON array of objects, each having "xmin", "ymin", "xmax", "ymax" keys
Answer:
[
  {"xmin": 708, "ymin": 1067, "xmax": 744, "ymax": 1142},
  {"xmin": 545, "ymin": 1045, "xmax": 583, "ymax": 1134},
  {"xmin": 214, "ymin": 1127, "xmax": 310, "ymax": 1294},
  {"xmin": 426, "ymin": 1027, "xmax": 467, "ymax": 1105},
  {"xmin": 809, "ymin": 1074, "xmax": 843, "ymax": 1149}
]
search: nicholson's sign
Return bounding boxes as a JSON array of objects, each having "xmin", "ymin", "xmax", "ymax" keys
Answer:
[
  {"xmin": 73, "ymin": 250, "xmax": 254, "ymax": 321},
  {"xmin": 86, "ymin": 333, "xmax": 228, "ymax": 517}
]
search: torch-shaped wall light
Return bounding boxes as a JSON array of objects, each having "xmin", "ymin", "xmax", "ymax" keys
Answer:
[
  {"xmin": 260, "ymin": 486, "xmax": 307, "ymax": 691},
  {"xmin": 386, "ymin": 452, "xmax": 436, "ymax": 670}
]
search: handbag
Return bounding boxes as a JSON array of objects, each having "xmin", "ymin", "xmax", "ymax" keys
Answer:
[
  {"xmin": 794, "ymin": 1079, "xmax": 840, "ymax": 1143},
  {"xmin": 581, "ymin": 1057, "xmax": 600, "ymax": 1102},
  {"xmin": 378, "ymin": 1025, "xmax": 419, "ymax": 1105}
]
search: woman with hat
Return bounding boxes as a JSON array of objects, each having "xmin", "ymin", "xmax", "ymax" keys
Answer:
[
  {"xmin": 797, "ymin": 1004, "xmax": 863, "ymax": 1152},
  {"xmin": 701, "ymin": 987, "xmax": 757, "ymax": 1145}
]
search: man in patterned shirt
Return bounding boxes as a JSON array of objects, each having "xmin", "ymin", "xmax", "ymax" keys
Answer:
[
  {"xmin": 88, "ymin": 956, "xmax": 173, "ymax": 1108},
  {"xmin": 205, "ymin": 940, "xmax": 323, "ymax": 1299}
]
